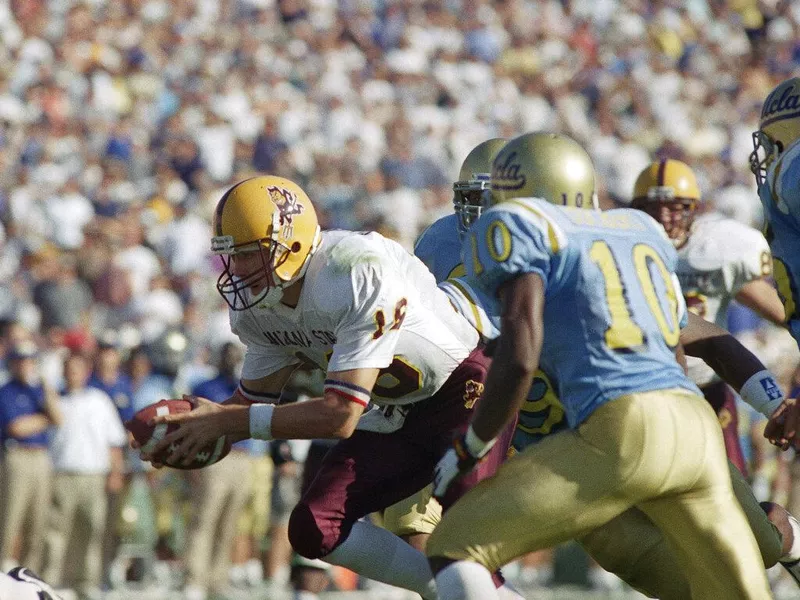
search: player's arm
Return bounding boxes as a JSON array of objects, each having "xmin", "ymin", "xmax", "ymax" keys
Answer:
[
  {"xmin": 432, "ymin": 272, "xmax": 544, "ymax": 500},
  {"xmin": 735, "ymin": 279, "xmax": 786, "ymax": 326},
  {"xmin": 731, "ymin": 233, "xmax": 785, "ymax": 325},
  {"xmin": 680, "ymin": 311, "xmax": 783, "ymax": 418},
  {"xmin": 683, "ymin": 309, "xmax": 800, "ymax": 451},
  {"xmin": 470, "ymin": 273, "xmax": 545, "ymax": 444},
  {"xmin": 257, "ymin": 368, "xmax": 376, "ymax": 440}
]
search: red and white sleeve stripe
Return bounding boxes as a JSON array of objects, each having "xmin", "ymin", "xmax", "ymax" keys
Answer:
[{"xmin": 324, "ymin": 379, "xmax": 371, "ymax": 407}]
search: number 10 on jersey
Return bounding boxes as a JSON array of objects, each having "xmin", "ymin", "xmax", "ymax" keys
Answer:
[{"xmin": 589, "ymin": 241, "xmax": 681, "ymax": 351}]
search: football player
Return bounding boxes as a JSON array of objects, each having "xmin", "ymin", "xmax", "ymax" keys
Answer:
[
  {"xmin": 427, "ymin": 132, "xmax": 771, "ymax": 599},
  {"xmin": 137, "ymin": 175, "xmax": 518, "ymax": 599},
  {"xmin": 381, "ymin": 137, "xmax": 508, "ymax": 552},
  {"xmin": 750, "ymin": 75, "xmax": 800, "ymax": 447},
  {"xmin": 631, "ymin": 158, "xmax": 785, "ymax": 475},
  {"xmin": 414, "ymin": 137, "xmax": 800, "ymax": 598}
]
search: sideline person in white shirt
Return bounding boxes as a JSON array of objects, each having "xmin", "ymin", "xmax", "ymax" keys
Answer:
[{"xmin": 44, "ymin": 352, "xmax": 126, "ymax": 595}]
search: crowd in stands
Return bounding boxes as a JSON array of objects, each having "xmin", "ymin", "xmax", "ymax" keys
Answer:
[{"xmin": 1, "ymin": 0, "xmax": 800, "ymax": 598}]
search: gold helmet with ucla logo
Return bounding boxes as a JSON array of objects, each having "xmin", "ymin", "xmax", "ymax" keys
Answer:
[
  {"xmin": 211, "ymin": 176, "xmax": 322, "ymax": 310},
  {"xmin": 750, "ymin": 77, "xmax": 800, "ymax": 186},
  {"xmin": 631, "ymin": 159, "xmax": 701, "ymax": 248},
  {"xmin": 490, "ymin": 132, "xmax": 597, "ymax": 209},
  {"xmin": 453, "ymin": 138, "xmax": 506, "ymax": 234}
]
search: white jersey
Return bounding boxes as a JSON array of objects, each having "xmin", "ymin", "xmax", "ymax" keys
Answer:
[
  {"xmin": 677, "ymin": 213, "xmax": 771, "ymax": 386},
  {"xmin": 230, "ymin": 230, "xmax": 479, "ymax": 406}
]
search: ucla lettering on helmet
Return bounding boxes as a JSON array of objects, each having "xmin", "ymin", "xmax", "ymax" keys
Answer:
[{"xmin": 489, "ymin": 132, "xmax": 598, "ymax": 210}]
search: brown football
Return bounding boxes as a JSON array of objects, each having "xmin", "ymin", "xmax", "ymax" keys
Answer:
[{"xmin": 125, "ymin": 399, "xmax": 231, "ymax": 469}]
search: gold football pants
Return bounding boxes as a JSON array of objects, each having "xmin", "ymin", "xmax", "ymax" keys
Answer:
[
  {"xmin": 579, "ymin": 458, "xmax": 781, "ymax": 599},
  {"xmin": 383, "ymin": 484, "xmax": 441, "ymax": 537},
  {"xmin": 427, "ymin": 389, "xmax": 772, "ymax": 600}
]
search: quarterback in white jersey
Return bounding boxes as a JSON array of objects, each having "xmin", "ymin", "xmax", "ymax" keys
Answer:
[
  {"xmin": 231, "ymin": 228, "xmax": 479, "ymax": 408},
  {"xmin": 632, "ymin": 159, "xmax": 785, "ymax": 474},
  {"xmin": 138, "ymin": 176, "xmax": 515, "ymax": 600}
]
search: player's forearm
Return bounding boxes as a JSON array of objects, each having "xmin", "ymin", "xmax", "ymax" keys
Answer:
[
  {"xmin": 471, "ymin": 322, "xmax": 541, "ymax": 444},
  {"xmin": 684, "ymin": 331, "xmax": 783, "ymax": 417},
  {"xmin": 274, "ymin": 395, "xmax": 362, "ymax": 439},
  {"xmin": 684, "ymin": 332, "xmax": 765, "ymax": 392},
  {"xmin": 248, "ymin": 394, "xmax": 362, "ymax": 441},
  {"xmin": 472, "ymin": 274, "xmax": 545, "ymax": 444},
  {"xmin": 735, "ymin": 279, "xmax": 786, "ymax": 326}
]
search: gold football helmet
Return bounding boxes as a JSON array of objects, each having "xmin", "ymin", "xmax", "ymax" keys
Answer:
[
  {"xmin": 631, "ymin": 159, "xmax": 701, "ymax": 248},
  {"xmin": 453, "ymin": 138, "xmax": 507, "ymax": 234},
  {"xmin": 211, "ymin": 176, "xmax": 322, "ymax": 310},
  {"xmin": 750, "ymin": 77, "xmax": 800, "ymax": 186},
  {"xmin": 490, "ymin": 132, "xmax": 597, "ymax": 209}
]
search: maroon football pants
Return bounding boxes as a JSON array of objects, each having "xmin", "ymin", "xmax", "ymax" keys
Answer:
[
  {"xmin": 288, "ymin": 347, "xmax": 515, "ymax": 559},
  {"xmin": 702, "ymin": 380, "xmax": 747, "ymax": 476}
]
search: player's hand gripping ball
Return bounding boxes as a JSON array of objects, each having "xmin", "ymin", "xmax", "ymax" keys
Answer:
[{"xmin": 125, "ymin": 399, "xmax": 231, "ymax": 469}]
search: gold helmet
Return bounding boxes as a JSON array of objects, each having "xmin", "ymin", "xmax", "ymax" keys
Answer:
[
  {"xmin": 750, "ymin": 77, "xmax": 800, "ymax": 186},
  {"xmin": 490, "ymin": 132, "xmax": 597, "ymax": 209},
  {"xmin": 453, "ymin": 138, "xmax": 507, "ymax": 234},
  {"xmin": 631, "ymin": 159, "xmax": 701, "ymax": 248},
  {"xmin": 211, "ymin": 175, "xmax": 322, "ymax": 310}
]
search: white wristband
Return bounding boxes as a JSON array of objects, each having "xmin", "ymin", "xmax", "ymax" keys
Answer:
[
  {"xmin": 249, "ymin": 404, "xmax": 275, "ymax": 440},
  {"xmin": 739, "ymin": 369, "xmax": 784, "ymax": 418},
  {"xmin": 465, "ymin": 425, "xmax": 496, "ymax": 459}
]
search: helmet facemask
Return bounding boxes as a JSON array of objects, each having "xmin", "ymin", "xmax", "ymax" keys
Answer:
[
  {"xmin": 453, "ymin": 175, "xmax": 491, "ymax": 236},
  {"xmin": 632, "ymin": 189, "xmax": 697, "ymax": 249},
  {"xmin": 212, "ymin": 212, "xmax": 296, "ymax": 311},
  {"xmin": 214, "ymin": 241, "xmax": 292, "ymax": 311},
  {"xmin": 749, "ymin": 130, "xmax": 781, "ymax": 187}
]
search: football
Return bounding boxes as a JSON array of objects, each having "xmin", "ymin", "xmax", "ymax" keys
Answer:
[{"xmin": 125, "ymin": 399, "xmax": 232, "ymax": 470}]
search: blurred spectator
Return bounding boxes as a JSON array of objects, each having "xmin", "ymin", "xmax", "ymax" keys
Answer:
[
  {"xmin": 229, "ymin": 442, "xmax": 272, "ymax": 590},
  {"xmin": 88, "ymin": 333, "xmax": 135, "ymax": 424},
  {"xmin": 32, "ymin": 253, "xmax": 92, "ymax": 332},
  {"xmin": 0, "ymin": 341, "xmax": 61, "ymax": 574},
  {"xmin": 43, "ymin": 352, "xmax": 126, "ymax": 597},
  {"xmin": 252, "ymin": 117, "xmax": 288, "ymax": 174},
  {"xmin": 87, "ymin": 333, "xmax": 136, "ymax": 586},
  {"xmin": 264, "ymin": 436, "xmax": 304, "ymax": 593},
  {"xmin": 183, "ymin": 342, "xmax": 254, "ymax": 600}
]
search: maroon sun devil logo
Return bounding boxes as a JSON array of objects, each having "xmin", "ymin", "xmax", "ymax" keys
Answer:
[
  {"xmin": 463, "ymin": 379, "xmax": 484, "ymax": 409},
  {"xmin": 266, "ymin": 185, "xmax": 305, "ymax": 226},
  {"xmin": 684, "ymin": 291, "xmax": 707, "ymax": 318}
]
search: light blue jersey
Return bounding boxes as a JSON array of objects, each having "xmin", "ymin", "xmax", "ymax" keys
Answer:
[
  {"xmin": 414, "ymin": 214, "xmax": 466, "ymax": 282},
  {"xmin": 465, "ymin": 197, "xmax": 700, "ymax": 428},
  {"xmin": 759, "ymin": 140, "xmax": 800, "ymax": 346},
  {"xmin": 414, "ymin": 214, "xmax": 568, "ymax": 448}
]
